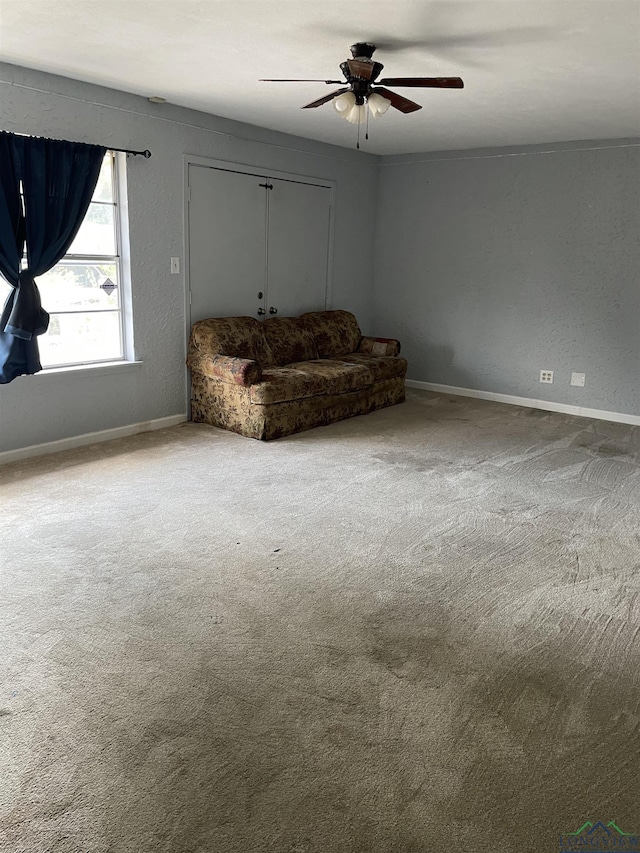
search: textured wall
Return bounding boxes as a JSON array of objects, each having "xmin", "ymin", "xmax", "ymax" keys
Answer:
[
  {"xmin": 2, "ymin": 64, "xmax": 638, "ymax": 453},
  {"xmin": 0, "ymin": 63, "xmax": 379, "ymax": 452},
  {"xmin": 373, "ymin": 140, "xmax": 640, "ymax": 416}
]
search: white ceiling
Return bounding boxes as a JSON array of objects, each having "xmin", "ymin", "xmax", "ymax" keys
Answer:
[{"xmin": 1, "ymin": 1, "xmax": 639, "ymax": 155}]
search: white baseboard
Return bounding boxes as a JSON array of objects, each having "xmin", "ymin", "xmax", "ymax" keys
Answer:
[
  {"xmin": 0, "ymin": 414, "xmax": 188, "ymax": 465},
  {"xmin": 4, "ymin": 382, "xmax": 638, "ymax": 464},
  {"xmin": 405, "ymin": 380, "xmax": 640, "ymax": 427}
]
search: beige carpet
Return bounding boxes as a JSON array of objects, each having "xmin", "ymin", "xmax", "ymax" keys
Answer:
[{"xmin": 1, "ymin": 389, "xmax": 639, "ymax": 853}]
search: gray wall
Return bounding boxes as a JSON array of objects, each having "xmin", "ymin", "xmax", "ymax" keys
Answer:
[
  {"xmin": 0, "ymin": 63, "xmax": 379, "ymax": 452},
  {"xmin": 373, "ymin": 140, "xmax": 640, "ymax": 416},
  {"xmin": 2, "ymin": 61, "xmax": 638, "ymax": 454}
]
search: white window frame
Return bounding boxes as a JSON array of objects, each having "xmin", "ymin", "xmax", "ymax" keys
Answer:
[{"xmin": 40, "ymin": 150, "xmax": 132, "ymax": 370}]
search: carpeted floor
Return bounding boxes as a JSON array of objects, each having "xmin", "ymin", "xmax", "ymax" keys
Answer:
[{"xmin": 1, "ymin": 389, "xmax": 639, "ymax": 853}]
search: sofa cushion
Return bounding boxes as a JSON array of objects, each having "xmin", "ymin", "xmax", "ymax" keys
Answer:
[
  {"xmin": 261, "ymin": 316, "xmax": 319, "ymax": 367},
  {"xmin": 300, "ymin": 310, "xmax": 362, "ymax": 358},
  {"xmin": 189, "ymin": 316, "xmax": 270, "ymax": 362},
  {"xmin": 329, "ymin": 353, "xmax": 407, "ymax": 383},
  {"xmin": 288, "ymin": 359, "xmax": 374, "ymax": 395},
  {"xmin": 250, "ymin": 366, "xmax": 329, "ymax": 405}
]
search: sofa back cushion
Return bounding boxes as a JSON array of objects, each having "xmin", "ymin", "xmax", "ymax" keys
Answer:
[
  {"xmin": 189, "ymin": 317, "xmax": 270, "ymax": 363},
  {"xmin": 300, "ymin": 310, "xmax": 362, "ymax": 358},
  {"xmin": 261, "ymin": 316, "xmax": 319, "ymax": 366}
]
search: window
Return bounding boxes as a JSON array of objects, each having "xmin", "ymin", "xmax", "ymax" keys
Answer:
[{"xmin": 0, "ymin": 151, "xmax": 129, "ymax": 369}]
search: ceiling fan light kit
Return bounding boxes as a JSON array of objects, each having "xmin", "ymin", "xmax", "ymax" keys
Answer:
[
  {"xmin": 333, "ymin": 90, "xmax": 392, "ymax": 124},
  {"xmin": 260, "ymin": 42, "xmax": 463, "ymax": 146}
]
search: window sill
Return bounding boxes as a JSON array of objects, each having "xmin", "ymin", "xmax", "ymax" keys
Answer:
[{"xmin": 39, "ymin": 360, "xmax": 143, "ymax": 379}]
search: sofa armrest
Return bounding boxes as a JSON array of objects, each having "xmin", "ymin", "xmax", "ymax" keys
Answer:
[
  {"xmin": 358, "ymin": 336, "xmax": 401, "ymax": 357},
  {"xmin": 187, "ymin": 352, "xmax": 262, "ymax": 386}
]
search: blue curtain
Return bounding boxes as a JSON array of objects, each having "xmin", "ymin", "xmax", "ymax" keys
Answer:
[{"xmin": 0, "ymin": 131, "xmax": 106, "ymax": 383}]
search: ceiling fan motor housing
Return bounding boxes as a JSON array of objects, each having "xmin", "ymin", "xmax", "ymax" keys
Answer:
[{"xmin": 341, "ymin": 43, "xmax": 384, "ymax": 101}]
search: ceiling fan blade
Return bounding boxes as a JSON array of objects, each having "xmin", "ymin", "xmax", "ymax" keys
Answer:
[
  {"xmin": 377, "ymin": 77, "xmax": 464, "ymax": 88},
  {"xmin": 373, "ymin": 87, "xmax": 422, "ymax": 114},
  {"xmin": 260, "ymin": 79, "xmax": 344, "ymax": 84},
  {"xmin": 301, "ymin": 87, "xmax": 350, "ymax": 109}
]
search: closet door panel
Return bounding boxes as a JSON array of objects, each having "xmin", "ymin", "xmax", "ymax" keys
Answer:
[
  {"xmin": 188, "ymin": 166, "xmax": 267, "ymax": 322},
  {"xmin": 266, "ymin": 180, "xmax": 331, "ymax": 317}
]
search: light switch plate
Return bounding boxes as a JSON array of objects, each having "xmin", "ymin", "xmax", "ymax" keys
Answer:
[
  {"xmin": 170, "ymin": 257, "xmax": 180, "ymax": 274},
  {"xmin": 571, "ymin": 372, "xmax": 586, "ymax": 387}
]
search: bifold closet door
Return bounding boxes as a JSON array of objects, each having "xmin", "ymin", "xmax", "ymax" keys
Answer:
[
  {"xmin": 266, "ymin": 180, "xmax": 332, "ymax": 317},
  {"xmin": 188, "ymin": 165, "xmax": 267, "ymax": 323}
]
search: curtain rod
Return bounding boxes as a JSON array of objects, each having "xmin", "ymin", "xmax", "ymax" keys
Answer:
[
  {"xmin": 112, "ymin": 147, "xmax": 151, "ymax": 158},
  {"xmin": 2, "ymin": 129, "xmax": 151, "ymax": 158}
]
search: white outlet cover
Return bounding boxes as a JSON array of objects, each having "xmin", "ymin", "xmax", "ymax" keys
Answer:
[
  {"xmin": 571, "ymin": 372, "xmax": 586, "ymax": 387},
  {"xmin": 540, "ymin": 370, "xmax": 554, "ymax": 383}
]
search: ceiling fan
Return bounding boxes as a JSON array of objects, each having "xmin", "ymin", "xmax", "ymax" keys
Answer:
[{"xmin": 260, "ymin": 42, "xmax": 464, "ymax": 124}]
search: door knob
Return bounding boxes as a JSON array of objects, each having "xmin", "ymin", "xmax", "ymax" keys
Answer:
[
  {"xmin": 269, "ymin": 307, "xmax": 278, "ymax": 315},
  {"xmin": 257, "ymin": 307, "xmax": 266, "ymax": 316}
]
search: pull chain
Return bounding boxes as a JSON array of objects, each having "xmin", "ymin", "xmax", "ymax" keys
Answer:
[{"xmin": 366, "ymin": 105, "xmax": 370, "ymax": 141}]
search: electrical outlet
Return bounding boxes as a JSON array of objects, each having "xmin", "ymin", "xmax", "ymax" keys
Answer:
[
  {"xmin": 170, "ymin": 257, "xmax": 180, "ymax": 275},
  {"xmin": 571, "ymin": 372, "xmax": 586, "ymax": 387},
  {"xmin": 540, "ymin": 370, "xmax": 554, "ymax": 384}
]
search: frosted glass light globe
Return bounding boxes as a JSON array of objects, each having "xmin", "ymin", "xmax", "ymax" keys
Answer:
[
  {"xmin": 367, "ymin": 92, "xmax": 391, "ymax": 118},
  {"xmin": 346, "ymin": 104, "xmax": 367, "ymax": 124},
  {"xmin": 334, "ymin": 91, "xmax": 356, "ymax": 114}
]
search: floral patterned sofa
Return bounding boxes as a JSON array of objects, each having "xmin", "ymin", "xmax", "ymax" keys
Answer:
[{"xmin": 186, "ymin": 310, "xmax": 407, "ymax": 440}]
